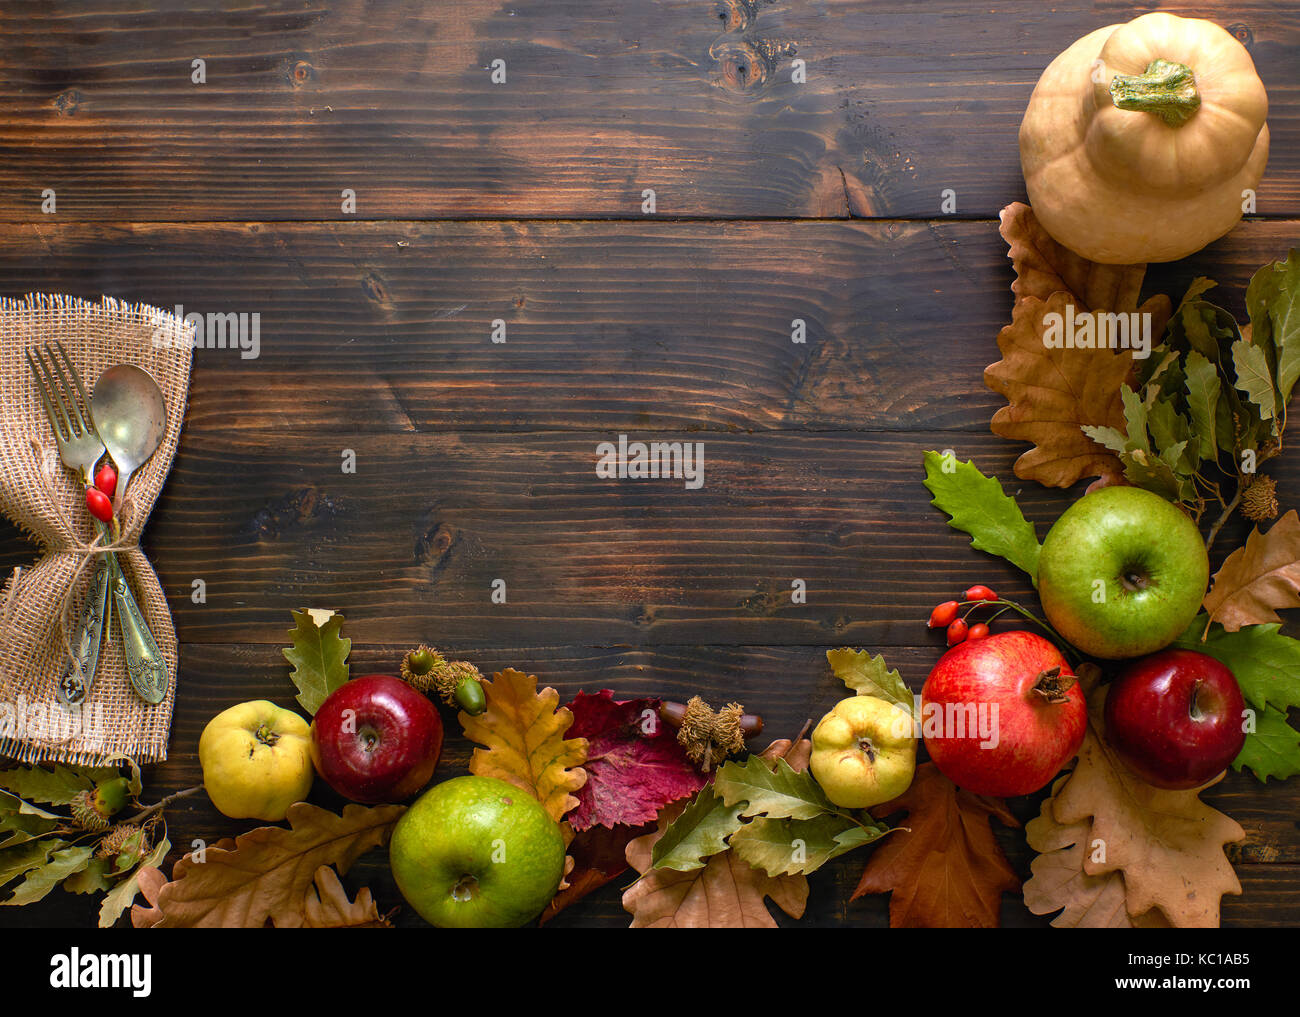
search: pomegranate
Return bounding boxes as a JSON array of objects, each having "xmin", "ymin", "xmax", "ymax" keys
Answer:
[{"xmin": 921, "ymin": 630, "xmax": 1086, "ymax": 797}]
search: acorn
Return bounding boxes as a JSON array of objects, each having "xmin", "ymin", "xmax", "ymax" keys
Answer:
[
  {"xmin": 70, "ymin": 777, "xmax": 131, "ymax": 833},
  {"xmin": 400, "ymin": 645, "xmax": 487, "ymax": 716},
  {"xmin": 96, "ymin": 822, "xmax": 150, "ymax": 872}
]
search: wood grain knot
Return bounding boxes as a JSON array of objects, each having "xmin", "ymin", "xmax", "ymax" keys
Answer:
[
  {"xmin": 251, "ymin": 486, "xmax": 333, "ymax": 540},
  {"xmin": 415, "ymin": 521, "xmax": 457, "ymax": 568},
  {"xmin": 53, "ymin": 89, "xmax": 82, "ymax": 116},
  {"xmin": 288, "ymin": 59, "xmax": 315, "ymax": 87},
  {"xmin": 713, "ymin": 0, "xmax": 754, "ymax": 33},
  {"xmin": 360, "ymin": 272, "xmax": 391, "ymax": 306},
  {"xmin": 1226, "ymin": 22, "xmax": 1254, "ymax": 47},
  {"xmin": 709, "ymin": 36, "xmax": 795, "ymax": 96}
]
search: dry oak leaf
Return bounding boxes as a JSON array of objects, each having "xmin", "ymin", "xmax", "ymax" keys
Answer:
[
  {"xmin": 1203, "ymin": 510, "xmax": 1300, "ymax": 632},
  {"xmin": 129, "ymin": 803, "xmax": 403, "ymax": 928},
  {"xmin": 850, "ymin": 762, "xmax": 1020, "ymax": 928},
  {"xmin": 461, "ymin": 668, "xmax": 588, "ymax": 823},
  {"xmin": 1051, "ymin": 688, "xmax": 1244, "ymax": 927},
  {"xmin": 622, "ymin": 800, "xmax": 807, "ymax": 928},
  {"xmin": 302, "ymin": 865, "xmax": 390, "ymax": 928},
  {"xmin": 1023, "ymin": 776, "xmax": 1168, "ymax": 929},
  {"xmin": 986, "ymin": 203, "xmax": 1172, "ymax": 488},
  {"xmin": 999, "ymin": 201, "xmax": 1164, "ymax": 313}
]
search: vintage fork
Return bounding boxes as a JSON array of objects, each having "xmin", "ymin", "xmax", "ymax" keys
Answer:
[{"xmin": 26, "ymin": 343, "xmax": 168, "ymax": 707}]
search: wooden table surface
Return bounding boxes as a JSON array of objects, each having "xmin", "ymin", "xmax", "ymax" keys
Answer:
[{"xmin": 1, "ymin": 0, "xmax": 1297, "ymax": 928}]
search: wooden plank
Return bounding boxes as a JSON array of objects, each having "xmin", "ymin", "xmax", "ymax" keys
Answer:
[
  {"xmin": 0, "ymin": 429, "xmax": 1271, "ymax": 646},
  {"xmin": 0, "ymin": 219, "xmax": 1293, "ymax": 435},
  {"xmin": 2, "ymin": 427, "xmax": 1296, "ymax": 644},
  {"xmin": 0, "ymin": 1, "xmax": 1294, "ymax": 220}
]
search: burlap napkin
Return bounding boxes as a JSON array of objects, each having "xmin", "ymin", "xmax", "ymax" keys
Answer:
[{"xmin": 0, "ymin": 295, "xmax": 192, "ymax": 765}]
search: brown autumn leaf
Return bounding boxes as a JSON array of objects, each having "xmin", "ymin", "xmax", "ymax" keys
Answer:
[
  {"xmin": 130, "ymin": 862, "xmax": 176, "ymax": 929},
  {"xmin": 622, "ymin": 807, "xmax": 807, "ymax": 928},
  {"xmin": 620, "ymin": 734, "xmax": 815, "ymax": 928},
  {"xmin": 850, "ymin": 762, "xmax": 1020, "ymax": 927},
  {"xmin": 129, "ymin": 803, "xmax": 403, "ymax": 928},
  {"xmin": 1051, "ymin": 687, "xmax": 1244, "ymax": 927},
  {"xmin": 302, "ymin": 866, "xmax": 390, "ymax": 928},
  {"xmin": 1023, "ymin": 776, "xmax": 1169, "ymax": 929},
  {"xmin": 461, "ymin": 668, "xmax": 588, "ymax": 823},
  {"xmin": 985, "ymin": 203, "xmax": 1173, "ymax": 488},
  {"xmin": 1000, "ymin": 201, "xmax": 1159, "ymax": 313},
  {"xmin": 1203, "ymin": 510, "xmax": 1300, "ymax": 631}
]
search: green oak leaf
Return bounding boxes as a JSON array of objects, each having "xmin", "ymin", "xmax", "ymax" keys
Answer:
[
  {"xmin": 1119, "ymin": 385, "xmax": 1151, "ymax": 451},
  {"xmin": 826, "ymin": 648, "xmax": 912, "ymax": 716},
  {"xmin": 729, "ymin": 813, "xmax": 886, "ymax": 876},
  {"xmin": 0, "ymin": 839, "xmax": 61, "ymax": 890},
  {"xmin": 1183, "ymin": 350, "xmax": 1221, "ymax": 461},
  {"xmin": 0, "ymin": 811, "xmax": 59, "ymax": 848},
  {"xmin": 1247, "ymin": 249, "xmax": 1300, "ymax": 406},
  {"xmin": 1234, "ymin": 706, "xmax": 1300, "ymax": 783},
  {"xmin": 1174, "ymin": 616, "xmax": 1300, "ymax": 715},
  {"xmin": 63, "ymin": 857, "xmax": 113, "ymax": 895},
  {"xmin": 1146, "ymin": 397, "xmax": 1190, "ymax": 458},
  {"xmin": 650, "ymin": 789, "xmax": 744, "ymax": 872},
  {"xmin": 1080, "ymin": 424, "xmax": 1128, "ymax": 456},
  {"xmin": 1232, "ymin": 338, "xmax": 1277, "ymax": 423},
  {"xmin": 1, "ymin": 845, "xmax": 92, "ymax": 906},
  {"xmin": 98, "ymin": 832, "xmax": 171, "ymax": 928},
  {"xmin": 713, "ymin": 755, "xmax": 834, "ymax": 821},
  {"xmin": 0, "ymin": 765, "xmax": 91, "ymax": 806},
  {"xmin": 921, "ymin": 451, "xmax": 1040, "ymax": 579},
  {"xmin": 0, "ymin": 790, "xmax": 61, "ymax": 820},
  {"xmin": 282, "ymin": 608, "xmax": 351, "ymax": 715},
  {"xmin": 1119, "ymin": 447, "xmax": 1183, "ymax": 502}
]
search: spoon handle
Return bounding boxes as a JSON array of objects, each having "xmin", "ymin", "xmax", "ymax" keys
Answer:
[{"xmin": 110, "ymin": 555, "xmax": 169, "ymax": 705}]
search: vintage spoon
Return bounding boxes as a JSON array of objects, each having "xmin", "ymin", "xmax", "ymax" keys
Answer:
[
  {"xmin": 92, "ymin": 365, "xmax": 168, "ymax": 515},
  {"xmin": 92, "ymin": 365, "xmax": 171, "ymax": 704}
]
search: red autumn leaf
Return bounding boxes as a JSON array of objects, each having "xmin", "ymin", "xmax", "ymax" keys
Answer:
[
  {"xmin": 539, "ymin": 821, "xmax": 654, "ymax": 925},
  {"xmin": 564, "ymin": 690, "xmax": 705, "ymax": 832}
]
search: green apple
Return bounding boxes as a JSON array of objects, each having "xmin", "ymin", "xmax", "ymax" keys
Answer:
[
  {"xmin": 810, "ymin": 695, "xmax": 917, "ymax": 808},
  {"xmin": 1037, "ymin": 485, "xmax": 1208, "ymax": 660},
  {"xmin": 389, "ymin": 775, "xmax": 566, "ymax": 928}
]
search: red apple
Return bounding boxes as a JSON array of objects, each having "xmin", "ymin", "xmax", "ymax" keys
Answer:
[
  {"xmin": 1103, "ymin": 649, "xmax": 1246, "ymax": 790},
  {"xmin": 921, "ymin": 630, "xmax": 1086, "ymax": 797},
  {"xmin": 310, "ymin": 675, "xmax": 443, "ymax": 803}
]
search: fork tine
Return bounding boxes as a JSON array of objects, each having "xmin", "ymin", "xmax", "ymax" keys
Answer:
[
  {"xmin": 24, "ymin": 348, "xmax": 65, "ymax": 442},
  {"xmin": 52, "ymin": 343, "xmax": 96, "ymax": 436},
  {"xmin": 45, "ymin": 342, "xmax": 89, "ymax": 438},
  {"xmin": 27, "ymin": 347, "xmax": 71, "ymax": 442}
]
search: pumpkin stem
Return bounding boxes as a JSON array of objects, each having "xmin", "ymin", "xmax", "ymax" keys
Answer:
[{"xmin": 1109, "ymin": 59, "xmax": 1200, "ymax": 127}]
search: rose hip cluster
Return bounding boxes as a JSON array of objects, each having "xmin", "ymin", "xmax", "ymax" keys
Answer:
[
  {"xmin": 86, "ymin": 462, "xmax": 117, "ymax": 524},
  {"xmin": 927, "ymin": 585, "xmax": 998, "ymax": 647}
]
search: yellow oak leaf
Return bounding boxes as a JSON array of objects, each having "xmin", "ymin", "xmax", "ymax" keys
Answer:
[{"xmin": 461, "ymin": 668, "xmax": 588, "ymax": 823}]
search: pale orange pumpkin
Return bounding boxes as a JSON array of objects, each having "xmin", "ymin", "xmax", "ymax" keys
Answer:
[{"xmin": 1021, "ymin": 12, "xmax": 1268, "ymax": 264}]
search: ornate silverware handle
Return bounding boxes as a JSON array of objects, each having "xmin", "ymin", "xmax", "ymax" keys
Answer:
[
  {"xmin": 111, "ymin": 555, "xmax": 169, "ymax": 705},
  {"xmin": 56, "ymin": 554, "xmax": 110, "ymax": 709}
]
